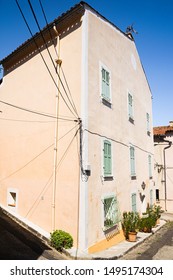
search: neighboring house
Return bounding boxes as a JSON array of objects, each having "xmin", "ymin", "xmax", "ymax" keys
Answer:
[
  {"xmin": 0, "ymin": 1, "xmax": 154, "ymax": 254},
  {"xmin": 153, "ymin": 122, "xmax": 173, "ymax": 213}
]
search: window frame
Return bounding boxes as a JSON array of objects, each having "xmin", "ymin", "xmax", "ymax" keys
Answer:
[
  {"xmin": 102, "ymin": 194, "xmax": 119, "ymax": 231},
  {"xmin": 128, "ymin": 92, "xmax": 134, "ymax": 124},
  {"xmin": 146, "ymin": 112, "xmax": 151, "ymax": 136},
  {"xmin": 102, "ymin": 139, "xmax": 113, "ymax": 179},
  {"xmin": 130, "ymin": 145, "xmax": 136, "ymax": 179},
  {"xmin": 100, "ymin": 62, "xmax": 112, "ymax": 105},
  {"xmin": 7, "ymin": 188, "xmax": 18, "ymax": 210},
  {"xmin": 131, "ymin": 193, "xmax": 137, "ymax": 212},
  {"xmin": 148, "ymin": 154, "xmax": 152, "ymax": 179}
]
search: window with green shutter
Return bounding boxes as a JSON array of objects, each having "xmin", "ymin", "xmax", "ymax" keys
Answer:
[
  {"xmin": 103, "ymin": 196, "xmax": 119, "ymax": 230},
  {"xmin": 101, "ymin": 67, "xmax": 110, "ymax": 102},
  {"xmin": 130, "ymin": 146, "xmax": 136, "ymax": 179},
  {"xmin": 148, "ymin": 154, "xmax": 152, "ymax": 179},
  {"xmin": 150, "ymin": 189, "xmax": 153, "ymax": 207},
  {"xmin": 131, "ymin": 193, "xmax": 137, "ymax": 212},
  {"xmin": 128, "ymin": 93, "xmax": 134, "ymax": 123},
  {"xmin": 103, "ymin": 140, "xmax": 112, "ymax": 177},
  {"xmin": 146, "ymin": 113, "xmax": 150, "ymax": 136}
]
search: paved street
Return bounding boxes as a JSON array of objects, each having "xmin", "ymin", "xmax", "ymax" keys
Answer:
[
  {"xmin": 0, "ymin": 208, "xmax": 67, "ymax": 260},
  {"xmin": 119, "ymin": 221, "xmax": 173, "ymax": 260}
]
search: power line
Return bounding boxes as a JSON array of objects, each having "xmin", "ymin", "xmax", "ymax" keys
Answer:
[
  {"xmin": 0, "ymin": 100, "xmax": 76, "ymax": 122},
  {"xmin": 38, "ymin": 0, "xmax": 58, "ymax": 56},
  {"xmin": 25, "ymin": 127, "xmax": 80, "ymax": 218},
  {"xmin": 0, "ymin": 123, "xmax": 79, "ymax": 182},
  {"xmin": 85, "ymin": 128, "xmax": 154, "ymax": 155},
  {"xmin": 37, "ymin": 0, "xmax": 79, "ymax": 117},
  {"xmin": 0, "ymin": 117, "xmax": 55, "ymax": 123},
  {"xmin": 15, "ymin": 0, "xmax": 78, "ymax": 119},
  {"xmin": 27, "ymin": 0, "xmax": 79, "ymax": 118}
]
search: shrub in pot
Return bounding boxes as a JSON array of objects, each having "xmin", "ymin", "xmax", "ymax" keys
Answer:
[
  {"xmin": 153, "ymin": 205, "xmax": 163, "ymax": 224},
  {"xmin": 122, "ymin": 211, "xmax": 140, "ymax": 241},
  {"xmin": 139, "ymin": 207, "xmax": 157, "ymax": 232}
]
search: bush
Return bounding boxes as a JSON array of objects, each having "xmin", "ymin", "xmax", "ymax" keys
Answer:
[
  {"xmin": 139, "ymin": 206, "xmax": 157, "ymax": 232},
  {"xmin": 122, "ymin": 211, "xmax": 140, "ymax": 239},
  {"xmin": 50, "ymin": 230, "xmax": 73, "ymax": 251}
]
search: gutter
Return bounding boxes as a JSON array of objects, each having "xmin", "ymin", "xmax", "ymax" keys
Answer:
[{"xmin": 163, "ymin": 140, "xmax": 172, "ymax": 211}]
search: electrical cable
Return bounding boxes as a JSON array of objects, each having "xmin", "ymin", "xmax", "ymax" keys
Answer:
[
  {"xmin": 85, "ymin": 128, "xmax": 154, "ymax": 155},
  {"xmin": 38, "ymin": 0, "xmax": 58, "ymax": 57},
  {"xmin": 0, "ymin": 99, "xmax": 76, "ymax": 122},
  {"xmin": 27, "ymin": 0, "xmax": 79, "ymax": 118},
  {"xmin": 0, "ymin": 123, "xmax": 79, "ymax": 182},
  {"xmin": 37, "ymin": 0, "xmax": 79, "ymax": 117},
  {"xmin": 15, "ymin": 0, "xmax": 78, "ymax": 119},
  {"xmin": 25, "ymin": 127, "xmax": 80, "ymax": 218}
]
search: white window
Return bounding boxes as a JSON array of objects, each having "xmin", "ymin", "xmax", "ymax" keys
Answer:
[
  {"xmin": 102, "ymin": 195, "xmax": 119, "ymax": 230},
  {"xmin": 7, "ymin": 188, "xmax": 18, "ymax": 210}
]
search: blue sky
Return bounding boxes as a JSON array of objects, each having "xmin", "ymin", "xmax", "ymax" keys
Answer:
[{"xmin": 0, "ymin": 0, "xmax": 172, "ymax": 126}]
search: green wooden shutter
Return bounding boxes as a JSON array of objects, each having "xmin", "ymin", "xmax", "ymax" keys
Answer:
[
  {"xmin": 102, "ymin": 67, "xmax": 110, "ymax": 101},
  {"xmin": 147, "ymin": 113, "xmax": 150, "ymax": 132},
  {"xmin": 104, "ymin": 140, "xmax": 112, "ymax": 176},
  {"xmin": 150, "ymin": 189, "xmax": 153, "ymax": 207},
  {"xmin": 128, "ymin": 93, "xmax": 133, "ymax": 119},
  {"xmin": 148, "ymin": 154, "xmax": 152, "ymax": 178},
  {"xmin": 131, "ymin": 193, "xmax": 137, "ymax": 212},
  {"xmin": 130, "ymin": 146, "xmax": 135, "ymax": 176}
]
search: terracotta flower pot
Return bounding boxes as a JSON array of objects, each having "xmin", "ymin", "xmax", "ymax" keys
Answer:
[{"xmin": 128, "ymin": 231, "xmax": 137, "ymax": 242}]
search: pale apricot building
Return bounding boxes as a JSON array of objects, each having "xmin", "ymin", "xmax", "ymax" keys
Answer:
[
  {"xmin": 154, "ymin": 122, "xmax": 173, "ymax": 213},
  {"xmin": 0, "ymin": 2, "xmax": 154, "ymax": 254}
]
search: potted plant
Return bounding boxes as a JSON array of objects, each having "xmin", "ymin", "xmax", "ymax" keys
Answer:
[
  {"xmin": 122, "ymin": 211, "xmax": 140, "ymax": 242},
  {"xmin": 153, "ymin": 205, "xmax": 163, "ymax": 224},
  {"xmin": 139, "ymin": 207, "xmax": 157, "ymax": 232}
]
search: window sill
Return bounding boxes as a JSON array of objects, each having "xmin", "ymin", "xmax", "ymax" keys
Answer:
[
  {"xmin": 103, "ymin": 176, "xmax": 114, "ymax": 181},
  {"xmin": 101, "ymin": 97, "xmax": 112, "ymax": 108},
  {"xmin": 129, "ymin": 117, "xmax": 134, "ymax": 124},
  {"xmin": 8, "ymin": 204, "xmax": 16, "ymax": 207},
  {"xmin": 103, "ymin": 224, "xmax": 118, "ymax": 234}
]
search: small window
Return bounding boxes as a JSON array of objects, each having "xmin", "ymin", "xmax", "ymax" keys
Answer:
[
  {"xmin": 8, "ymin": 192, "xmax": 17, "ymax": 207},
  {"xmin": 128, "ymin": 93, "xmax": 134, "ymax": 123},
  {"xmin": 103, "ymin": 196, "xmax": 119, "ymax": 230},
  {"xmin": 156, "ymin": 189, "xmax": 160, "ymax": 201},
  {"xmin": 131, "ymin": 193, "xmax": 137, "ymax": 212},
  {"xmin": 103, "ymin": 140, "xmax": 112, "ymax": 177},
  {"xmin": 101, "ymin": 66, "xmax": 111, "ymax": 103},
  {"xmin": 130, "ymin": 146, "xmax": 136, "ymax": 179}
]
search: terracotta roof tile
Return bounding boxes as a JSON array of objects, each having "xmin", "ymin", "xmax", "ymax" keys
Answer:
[{"xmin": 153, "ymin": 126, "xmax": 173, "ymax": 135}]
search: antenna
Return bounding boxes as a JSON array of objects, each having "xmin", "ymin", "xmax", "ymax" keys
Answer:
[{"xmin": 126, "ymin": 23, "xmax": 138, "ymax": 35}]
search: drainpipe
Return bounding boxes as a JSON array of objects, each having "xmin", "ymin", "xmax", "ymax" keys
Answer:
[{"xmin": 163, "ymin": 140, "xmax": 172, "ymax": 211}]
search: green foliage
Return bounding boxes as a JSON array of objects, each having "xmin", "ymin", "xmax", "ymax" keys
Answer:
[
  {"xmin": 50, "ymin": 230, "xmax": 73, "ymax": 251},
  {"xmin": 139, "ymin": 206, "xmax": 158, "ymax": 232},
  {"xmin": 122, "ymin": 211, "xmax": 140, "ymax": 239},
  {"xmin": 104, "ymin": 218, "xmax": 114, "ymax": 228},
  {"xmin": 153, "ymin": 205, "xmax": 163, "ymax": 219},
  {"xmin": 139, "ymin": 215, "xmax": 156, "ymax": 233}
]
